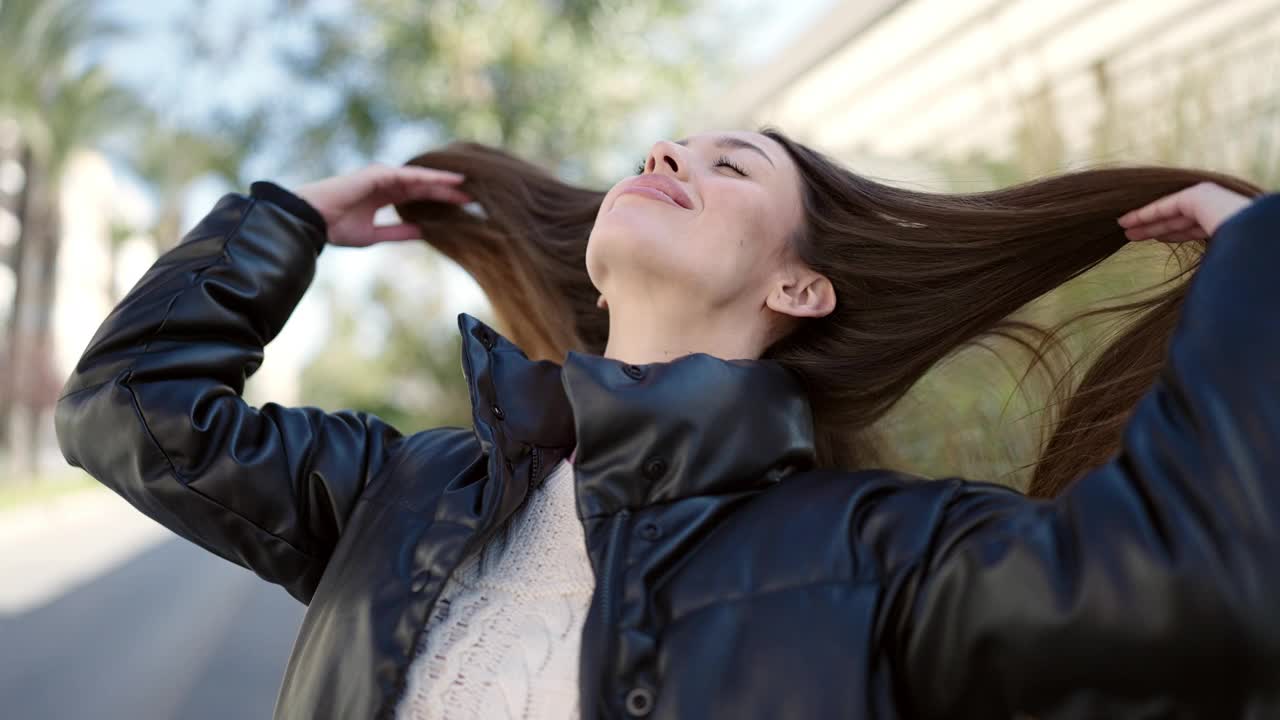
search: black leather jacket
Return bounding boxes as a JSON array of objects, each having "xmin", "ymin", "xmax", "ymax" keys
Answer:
[{"xmin": 55, "ymin": 182, "xmax": 1280, "ymax": 719}]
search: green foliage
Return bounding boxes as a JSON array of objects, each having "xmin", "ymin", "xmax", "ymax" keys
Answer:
[
  {"xmin": 0, "ymin": 0, "xmax": 148, "ymax": 478},
  {"xmin": 292, "ymin": 0, "xmax": 722, "ymax": 433},
  {"xmin": 278, "ymin": 0, "xmax": 720, "ymax": 181},
  {"xmin": 0, "ymin": 0, "xmax": 140, "ymax": 176},
  {"xmin": 875, "ymin": 241, "xmax": 1188, "ymax": 488},
  {"xmin": 0, "ymin": 470, "xmax": 100, "ymax": 512},
  {"xmin": 300, "ymin": 265, "xmax": 475, "ymax": 432}
]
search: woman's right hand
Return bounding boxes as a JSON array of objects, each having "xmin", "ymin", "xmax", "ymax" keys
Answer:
[
  {"xmin": 294, "ymin": 162, "xmax": 472, "ymax": 247},
  {"xmin": 1117, "ymin": 181, "xmax": 1253, "ymax": 243}
]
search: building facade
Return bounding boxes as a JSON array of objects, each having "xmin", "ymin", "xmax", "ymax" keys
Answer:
[{"xmin": 704, "ymin": 0, "xmax": 1280, "ymax": 187}]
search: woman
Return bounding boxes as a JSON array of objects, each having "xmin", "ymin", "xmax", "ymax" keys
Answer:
[{"xmin": 55, "ymin": 128, "xmax": 1278, "ymax": 719}]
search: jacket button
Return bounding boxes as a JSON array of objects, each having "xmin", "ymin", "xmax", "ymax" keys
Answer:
[
  {"xmin": 491, "ymin": 404, "xmax": 504, "ymax": 420},
  {"xmin": 410, "ymin": 575, "xmax": 428, "ymax": 593},
  {"xmin": 642, "ymin": 457, "xmax": 666, "ymax": 480},
  {"xmin": 622, "ymin": 364, "xmax": 645, "ymax": 380},
  {"xmin": 624, "ymin": 687, "xmax": 655, "ymax": 716},
  {"xmin": 639, "ymin": 522, "xmax": 661, "ymax": 541}
]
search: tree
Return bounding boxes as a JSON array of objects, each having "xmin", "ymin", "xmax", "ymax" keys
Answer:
[
  {"xmin": 0, "ymin": 0, "xmax": 141, "ymax": 477},
  {"xmin": 120, "ymin": 109, "xmax": 269, "ymax": 253},
  {"xmin": 301, "ymin": 272, "xmax": 475, "ymax": 431},
  {"xmin": 278, "ymin": 0, "xmax": 721, "ymax": 180},
  {"xmin": 282, "ymin": 0, "xmax": 725, "ymax": 431}
]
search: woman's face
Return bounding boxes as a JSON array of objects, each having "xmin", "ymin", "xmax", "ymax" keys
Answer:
[{"xmin": 586, "ymin": 130, "xmax": 825, "ymax": 328}]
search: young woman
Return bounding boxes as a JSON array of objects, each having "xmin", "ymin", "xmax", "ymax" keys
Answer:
[{"xmin": 55, "ymin": 128, "xmax": 1277, "ymax": 720}]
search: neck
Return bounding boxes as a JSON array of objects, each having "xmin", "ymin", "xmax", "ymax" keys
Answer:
[{"xmin": 602, "ymin": 303, "xmax": 768, "ymax": 365}]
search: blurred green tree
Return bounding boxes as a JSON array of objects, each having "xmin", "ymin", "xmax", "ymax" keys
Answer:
[
  {"xmin": 121, "ymin": 109, "xmax": 270, "ymax": 254},
  {"xmin": 278, "ymin": 0, "xmax": 716, "ymax": 182},
  {"xmin": 289, "ymin": 0, "xmax": 723, "ymax": 432},
  {"xmin": 0, "ymin": 0, "xmax": 142, "ymax": 478}
]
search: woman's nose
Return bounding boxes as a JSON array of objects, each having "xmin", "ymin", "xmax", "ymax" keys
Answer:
[{"xmin": 643, "ymin": 140, "xmax": 687, "ymax": 179}]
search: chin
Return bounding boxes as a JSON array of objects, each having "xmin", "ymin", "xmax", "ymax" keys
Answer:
[{"xmin": 589, "ymin": 209, "xmax": 679, "ymax": 262}]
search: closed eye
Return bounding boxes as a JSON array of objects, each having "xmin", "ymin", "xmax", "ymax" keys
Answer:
[
  {"xmin": 714, "ymin": 155, "xmax": 749, "ymax": 177},
  {"xmin": 633, "ymin": 154, "xmax": 751, "ymax": 177}
]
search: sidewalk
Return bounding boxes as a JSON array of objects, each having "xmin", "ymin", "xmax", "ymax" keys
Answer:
[
  {"xmin": 0, "ymin": 486, "xmax": 169, "ymax": 615},
  {"xmin": 0, "ymin": 485, "xmax": 304, "ymax": 719}
]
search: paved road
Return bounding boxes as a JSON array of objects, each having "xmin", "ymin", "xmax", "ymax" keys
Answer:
[{"xmin": 0, "ymin": 490, "xmax": 305, "ymax": 719}]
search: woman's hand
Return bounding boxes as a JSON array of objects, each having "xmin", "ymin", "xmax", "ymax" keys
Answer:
[
  {"xmin": 294, "ymin": 163, "xmax": 472, "ymax": 247},
  {"xmin": 1117, "ymin": 181, "xmax": 1253, "ymax": 243}
]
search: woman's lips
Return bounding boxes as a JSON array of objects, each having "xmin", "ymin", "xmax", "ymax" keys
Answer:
[
  {"xmin": 617, "ymin": 185, "xmax": 686, "ymax": 208},
  {"xmin": 618, "ymin": 174, "xmax": 694, "ymax": 209}
]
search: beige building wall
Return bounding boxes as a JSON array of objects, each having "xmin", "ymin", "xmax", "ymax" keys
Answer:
[{"xmin": 704, "ymin": 0, "xmax": 1280, "ymax": 185}]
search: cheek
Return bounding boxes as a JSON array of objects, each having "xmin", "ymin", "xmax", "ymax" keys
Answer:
[{"xmin": 693, "ymin": 189, "xmax": 777, "ymax": 278}]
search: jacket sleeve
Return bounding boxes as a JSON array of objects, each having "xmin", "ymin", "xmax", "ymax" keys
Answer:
[
  {"xmin": 894, "ymin": 193, "xmax": 1280, "ymax": 717},
  {"xmin": 54, "ymin": 181, "xmax": 404, "ymax": 606}
]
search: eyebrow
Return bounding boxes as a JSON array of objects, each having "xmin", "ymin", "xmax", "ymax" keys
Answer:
[{"xmin": 675, "ymin": 135, "xmax": 776, "ymax": 168}]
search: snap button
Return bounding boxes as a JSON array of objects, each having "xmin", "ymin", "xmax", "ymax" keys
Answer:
[
  {"xmin": 639, "ymin": 522, "xmax": 661, "ymax": 540},
  {"xmin": 491, "ymin": 404, "xmax": 505, "ymax": 420},
  {"xmin": 410, "ymin": 575, "xmax": 428, "ymax": 593},
  {"xmin": 622, "ymin": 364, "xmax": 645, "ymax": 380},
  {"xmin": 624, "ymin": 687, "xmax": 655, "ymax": 716},
  {"xmin": 476, "ymin": 328, "xmax": 494, "ymax": 349},
  {"xmin": 642, "ymin": 457, "xmax": 667, "ymax": 480}
]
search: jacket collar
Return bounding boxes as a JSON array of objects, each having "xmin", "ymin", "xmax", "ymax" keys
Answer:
[{"xmin": 457, "ymin": 313, "xmax": 817, "ymax": 518}]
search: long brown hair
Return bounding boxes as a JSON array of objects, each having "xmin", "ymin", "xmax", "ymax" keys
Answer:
[{"xmin": 394, "ymin": 131, "xmax": 1264, "ymax": 498}]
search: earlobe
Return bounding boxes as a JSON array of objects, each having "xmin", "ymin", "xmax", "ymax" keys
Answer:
[{"xmin": 596, "ymin": 294, "xmax": 609, "ymax": 310}]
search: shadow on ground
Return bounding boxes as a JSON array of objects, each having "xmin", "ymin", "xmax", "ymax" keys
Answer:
[{"xmin": 0, "ymin": 536, "xmax": 304, "ymax": 719}]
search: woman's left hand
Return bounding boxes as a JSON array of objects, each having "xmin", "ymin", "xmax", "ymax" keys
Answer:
[{"xmin": 1117, "ymin": 181, "xmax": 1253, "ymax": 243}]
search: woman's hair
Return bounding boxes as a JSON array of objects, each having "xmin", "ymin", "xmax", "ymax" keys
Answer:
[{"xmin": 394, "ymin": 131, "xmax": 1264, "ymax": 498}]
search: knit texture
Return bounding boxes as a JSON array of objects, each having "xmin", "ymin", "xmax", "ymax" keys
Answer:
[{"xmin": 395, "ymin": 458, "xmax": 595, "ymax": 720}]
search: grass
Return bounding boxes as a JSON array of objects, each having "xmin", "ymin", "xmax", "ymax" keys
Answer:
[
  {"xmin": 0, "ymin": 471, "xmax": 104, "ymax": 513},
  {"xmin": 873, "ymin": 241, "xmax": 1187, "ymax": 490}
]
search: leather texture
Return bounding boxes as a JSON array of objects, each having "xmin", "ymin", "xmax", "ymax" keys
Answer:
[{"xmin": 55, "ymin": 184, "xmax": 1280, "ymax": 719}]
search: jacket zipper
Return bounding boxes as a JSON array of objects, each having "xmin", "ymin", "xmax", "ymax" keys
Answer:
[
  {"xmin": 595, "ymin": 507, "xmax": 630, "ymax": 714},
  {"xmin": 529, "ymin": 446, "xmax": 542, "ymax": 487}
]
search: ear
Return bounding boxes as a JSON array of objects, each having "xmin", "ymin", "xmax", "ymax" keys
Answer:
[
  {"xmin": 596, "ymin": 294, "xmax": 609, "ymax": 310},
  {"xmin": 765, "ymin": 271, "xmax": 835, "ymax": 319}
]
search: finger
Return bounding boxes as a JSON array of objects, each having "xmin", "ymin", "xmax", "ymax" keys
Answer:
[
  {"xmin": 1123, "ymin": 225, "xmax": 1164, "ymax": 241},
  {"xmin": 1118, "ymin": 189, "xmax": 1191, "ymax": 227},
  {"xmin": 366, "ymin": 162, "xmax": 465, "ymax": 184},
  {"xmin": 1156, "ymin": 228, "xmax": 1205, "ymax": 244},
  {"xmin": 1159, "ymin": 214, "xmax": 1197, "ymax": 231},
  {"xmin": 370, "ymin": 223, "xmax": 424, "ymax": 243},
  {"xmin": 418, "ymin": 184, "xmax": 473, "ymax": 204},
  {"xmin": 397, "ymin": 165, "xmax": 466, "ymax": 184},
  {"xmin": 1123, "ymin": 214, "xmax": 1197, "ymax": 240},
  {"xmin": 373, "ymin": 171, "xmax": 469, "ymax": 206},
  {"xmin": 388, "ymin": 182, "xmax": 472, "ymax": 205}
]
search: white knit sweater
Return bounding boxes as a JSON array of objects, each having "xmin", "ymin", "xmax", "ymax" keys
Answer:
[{"xmin": 395, "ymin": 458, "xmax": 595, "ymax": 720}]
